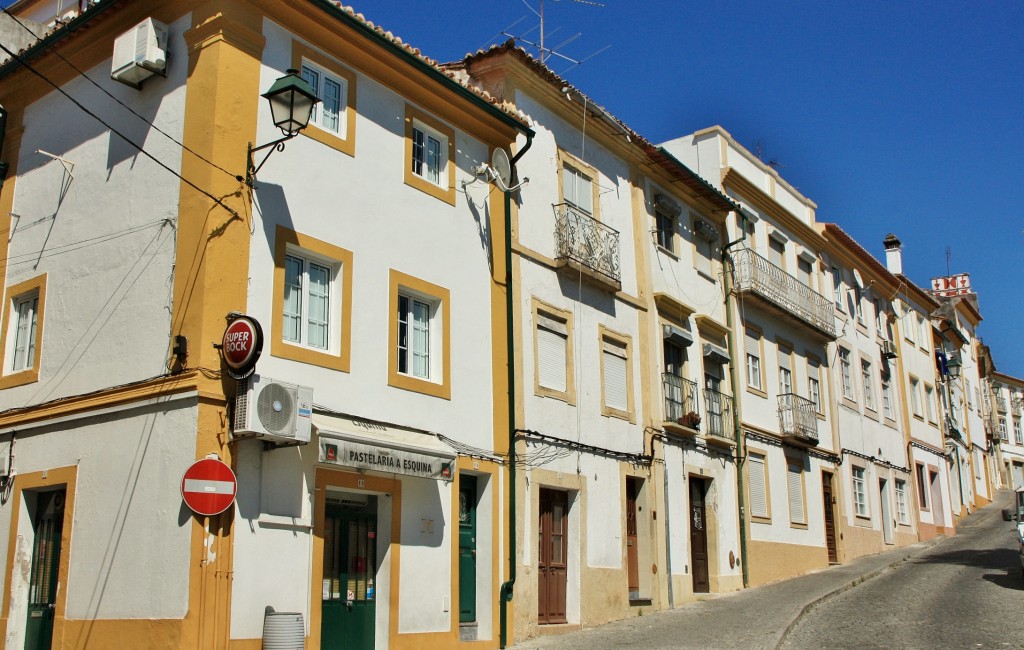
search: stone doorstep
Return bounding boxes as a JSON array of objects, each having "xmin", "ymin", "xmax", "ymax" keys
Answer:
[{"xmin": 458, "ymin": 622, "xmax": 478, "ymax": 642}]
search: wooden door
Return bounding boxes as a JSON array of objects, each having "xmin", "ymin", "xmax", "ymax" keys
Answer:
[
  {"xmin": 538, "ymin": 489, "xmax": 568, "ymax": 624},
  {"xmin": 625, "ymin": 478, "xmax": 640, "ymax": 599},
  {"xmin": 822, "ymin": 473, "xmax": 838, "ymax": 563},
  {"xmin": 458, "ymin": 475, "xmax": 477, "ymax": 623},
  {"xmin": 689, "ymin": 479, "xmax": 709, "ymax": 593},
  {"xmin": 25, "ymin": 489, "xmax": 65, "ymax": 650},
  {"xmin": 321, "ymin": 498, "xmax": 376, "ymax": 650}
]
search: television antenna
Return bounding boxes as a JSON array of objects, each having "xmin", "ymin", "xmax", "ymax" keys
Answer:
[{"xmin": 500, "ymin": 0, "xmax": 609, "ymax": 72}]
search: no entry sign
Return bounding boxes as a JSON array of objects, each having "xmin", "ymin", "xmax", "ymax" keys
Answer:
[{"xmin": 181, "ymin": 458, "xmax": 237, "ymax": 516}]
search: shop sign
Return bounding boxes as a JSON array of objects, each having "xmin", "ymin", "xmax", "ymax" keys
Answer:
[
  {"xmin": 320, "ymin": 439, "xmax": 453, "ymax": 481},
  {"xmin": 220, "ymin": 315, "xmax": 263, "ymax": 379}
]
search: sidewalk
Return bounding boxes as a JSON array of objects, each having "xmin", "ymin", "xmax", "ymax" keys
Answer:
[{"xmin": 508, "ymin": 499, "xmax": 1013, "ymax": 650}]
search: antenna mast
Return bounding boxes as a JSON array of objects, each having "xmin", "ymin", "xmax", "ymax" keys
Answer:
[{"xmin": 504, "ymin": 0, "xmax": 607, "ymax": 69}]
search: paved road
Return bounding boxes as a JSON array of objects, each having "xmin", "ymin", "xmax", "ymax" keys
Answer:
[
  {"xmin": 781, "ymin": 496, "xmax": 1024, "ymax": 649},
  {"xmin": 511, "ymin": 493, "xmax": 1020, "ymax": 650}
]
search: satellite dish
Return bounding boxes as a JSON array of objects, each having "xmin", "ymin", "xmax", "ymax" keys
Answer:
[
  {"xmin": 890, "ymin": 301, "xmax": 903, "ymax": 319},
  {"xmin": 491, "ymin": 148, "xmax": 512, "ymax": 189},
  {"xmin": 852, "ymin": 268, "xmax": 865, "ymax": 289}
]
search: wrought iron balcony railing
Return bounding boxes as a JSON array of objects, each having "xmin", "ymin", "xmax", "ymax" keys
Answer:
[
  {"xmin": 704, "ymin": 388, "xmax": 733, "ymax": 441},
  {"xmin": 729, "ymin": 247, "xmax": 836, "ymax": 339},
  {"xmin": 663, "ymin": 373, "xmax": 699, "ymax": 427},
  {"xmin": 995, "ymin": 395, "xmax": 1007, "ymax": 413},
  {"xmin": 1012, "ymin": 397, "xmax": 1023, "ymax": 416},
  {"xmin": 554, "ymin": 203, "xmax": 621, "ymax": 288},
  {"xmin": 777, "ymin": 393, "xmax": 819, "ymax": 444}
]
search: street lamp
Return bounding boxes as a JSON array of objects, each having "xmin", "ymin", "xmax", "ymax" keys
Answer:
[
  {"xmin": 945, "ymin": 355, "xmax": 961, "ymax": 380},
  {"xmin": 244, "ymin": 69, "xmax": 319, "ymax": 187}
]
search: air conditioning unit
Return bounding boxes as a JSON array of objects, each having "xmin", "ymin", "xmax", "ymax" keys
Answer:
[
  {"xmin": 111, "ymin": 18, "xmax": 169, "ymax": 88},
  {"xmin": 880, "ymin": 339, "xmax": 898, "ymax": 360},
  {"xmin": 234, "ymin": 375, "xmax": 313, "ymax": 446}
]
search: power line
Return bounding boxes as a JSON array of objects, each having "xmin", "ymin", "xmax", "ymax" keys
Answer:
[
  {"xmin": 0, "ymin": 39, "xmax": 242, "ymax": 220},
  {"xmin": 0, "ymin": 7, "xmax": 239, "ymax": 181}
]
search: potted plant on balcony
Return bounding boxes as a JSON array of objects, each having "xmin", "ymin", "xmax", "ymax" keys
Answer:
[{"xmin": 679, "ymin": 411, "xmax": 701, "ymax": 429}]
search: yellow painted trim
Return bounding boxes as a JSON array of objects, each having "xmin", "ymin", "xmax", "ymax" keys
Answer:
[
  {"xmin": 653, "ymin": 292, "xmax": 695, "ymax": 323},
  {"xmin": 557, "ymin": 150, "xmax": 601, "ymax": 222},
  {"xmin": 310, "ymin": 467, "xmax": 402, "ymax": 650},
  {"xmin": 694, "ymin": 314, "xmax": 730, "ymax": 338},
  {"xmin": 388, "ymin": 269, "xmax": 452, "ymax": 399},
  {"xmin": 0, "ymin": 466, "xmax": 77, "ymax": 647},
  {"xmin": 597, "ymin": 324, "xmax": 635, "ymax": 423},
  {"xmin": 513, "ymin": 242, "xmax": 646, "ymax": 310},
  {"xmin": 0, "ymin": 117, "xmax": 22, "ymax": 368},
  {"xmin": 271, "ymin": 225, "xmax": 353, "ymax": 372},
  {"xmin": 0, "ymin": 273, "xmax": 46, "ymax": 389},
  {"xmin": 0, "ymin": 371, "xmax": 200, "ymax": 429},
  {"xmin": 530, "ymin": 298, "xmax": 576, "ymax": 405},
  {"xmin": 291, "ymin": 40, "xmax": 357, "ymax": 157},
  {"xmin": 403, "ymin": 105, "xmax": 457, "ymax": 206}
]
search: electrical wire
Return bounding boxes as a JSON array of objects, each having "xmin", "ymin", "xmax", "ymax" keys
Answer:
[
  {"xmin": 0, "ymin": 39, "xmax": 243, "ymax": 220},
  {"xmin": 0, "ymin": 219, "xmax": 168, "ymax": 267},
  {"xmin": 0, "ymin": 7, "xmax": 238, "ymax": 182}
]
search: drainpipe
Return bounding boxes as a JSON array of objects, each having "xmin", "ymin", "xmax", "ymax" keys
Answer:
[
  {"xmin": 0, "ymin": 106, "xmax": 9, "ymax": 189},
  {"xmin": 721, "ymin": 231, "xmax": 749, "ymax": 589},
  {"xmin": 500, "ymin": 133, "xmax": 533, "ymax": 649}
]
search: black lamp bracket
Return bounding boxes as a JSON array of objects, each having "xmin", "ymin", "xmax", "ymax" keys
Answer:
[{"xmin": 244, "ymin": 133, "xmax": 297, "ymax": 187}]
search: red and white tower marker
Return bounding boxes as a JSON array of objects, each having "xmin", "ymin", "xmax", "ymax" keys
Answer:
[{"xmin": 181, "ymin": 458, "xmax": 237, "ymax": 516}]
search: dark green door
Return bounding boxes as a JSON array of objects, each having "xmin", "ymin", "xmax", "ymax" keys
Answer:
[
  {"xmin": 321, "ymin": 496, "xmax": 376, "ymax": 650},
  {"xmin": 25, "ymin": 489, "xmax": 65, "ymax": 650},
  {"xmin": 458, "ymin": 475, "xmax": 477, "ymax": 623}
]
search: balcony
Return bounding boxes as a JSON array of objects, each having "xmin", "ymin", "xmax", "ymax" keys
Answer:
[
  {"xmin": 663, "ymin": 373, "xmax": 699, "ymax": 435},
  {"xmin": 1012, "ymin": 398, "xmax": 1023, "ymax": 416},
  {"xmin": 777, "ymin": 393, "xmax": 819, "ymax": 445},
  {"xmin": 704, "ymin": 388, "xmax": 734, "ymax": 445},
  {"xmin": 995, "ymin": 395, "xmax": 1008, "ymax": 413},
  {"xmin": 730, "ymin": 248, "xmax": 836, "ymax": 339},
  {"xmin": 554, "ymin": 203, "xmax": 621, "ymax": 292}
]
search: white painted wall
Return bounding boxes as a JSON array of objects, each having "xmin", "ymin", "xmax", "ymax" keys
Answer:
[
  {"xmin": 0, "ymin": 396, "xmax": 195, "ymax": 648},
  {"xmin": 1, "ymin": 15, "xmax": 192, "ymax": 409}
]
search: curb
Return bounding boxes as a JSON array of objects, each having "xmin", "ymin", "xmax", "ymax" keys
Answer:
[{"xmin": 773, "ymin": 539, "xmax": 940, "ymax": 649}]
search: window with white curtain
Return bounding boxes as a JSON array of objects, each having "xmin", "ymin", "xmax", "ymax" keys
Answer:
[
  {"xmin": 301, "ymin": 61, "xmax": 346, "ymax": 135},
  {"xmin": 563, "ymin": 164, "xmax": 594, "ymax": 216},
  {"xmin": 746, "ymin": 327, "xmax": 763, "ymax": 391},
  {"xmin": 853, "ymin": 466, "xmax": 868, "ymax": 517},
  {"xmin": 283, "ymin": 253, "xmax": 334, "ymax": 351},
  {"xmin": 397, "ymin": 293, "xmax": 434, "ymax": 379}
]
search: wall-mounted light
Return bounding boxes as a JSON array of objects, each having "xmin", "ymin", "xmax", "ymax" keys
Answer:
[
  {"xmin": 946, "ymin": 356, "xmax": 962, "ymax": 380},
  {"xmin": 244, "ymin": 69, "xmax": 319, "ymax": 187}
]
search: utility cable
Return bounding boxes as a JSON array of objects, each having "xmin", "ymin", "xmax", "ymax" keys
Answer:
[
  {"xmin": 0, "ymin": 39, "xmax": 242, "ymax": 220},
  {"xmin": 0, "ymin": 7, "xmax": 238, "ymax": 181}
]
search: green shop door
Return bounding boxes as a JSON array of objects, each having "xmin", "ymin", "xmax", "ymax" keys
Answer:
[
  {"xmin": 322, "ymin": 495, "xmax": 377, "ymax": 650},
  {"xmin": 459, "ymin": 475, "xmax": 477, "ymax": 623},
  {"xmin": 25, "ymin": 489, "xmax": 66, "ymax": 650}
]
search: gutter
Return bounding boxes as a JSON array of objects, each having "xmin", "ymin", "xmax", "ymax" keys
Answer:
[
  {"xmin": 499, "ymin": 133, "xmax": 533, "ymax": 649},
  {"xmin": 310, "ymin": 0, "xmax": 528, "ymax": 133},
  {"xmin": 721, "ymin": 232, "xmax": 750, "ymax": 589}
]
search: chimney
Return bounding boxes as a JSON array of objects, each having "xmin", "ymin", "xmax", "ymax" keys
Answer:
[{"xmin": 883, "ymin": 233, "xmax": 902, "ymax": 275}]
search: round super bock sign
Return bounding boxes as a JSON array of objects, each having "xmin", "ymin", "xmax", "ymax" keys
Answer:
[{"xmin": 221, "ymin": 315, "xmax": 263, "ymax": 379}]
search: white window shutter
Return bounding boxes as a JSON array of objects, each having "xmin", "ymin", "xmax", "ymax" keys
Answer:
[
  {"xmin": 787, "ymin": 463, "xmax": 805, "ymax": 524},
  {"xmin": 749, "ymin": 455, "xmax": 768, "ymax": 518},
  {"xmin": 603, "ymin": 348, "xmax": 628, "ymax": 411},
  {"xmin": 537, "ymin": 327, "xmax": 567, "ymax": 392}
]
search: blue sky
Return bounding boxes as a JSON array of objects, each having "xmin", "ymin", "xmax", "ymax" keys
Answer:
[{"xmin": 357, "ymin": 0, "xmax": 1023, "ymax": 376}]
